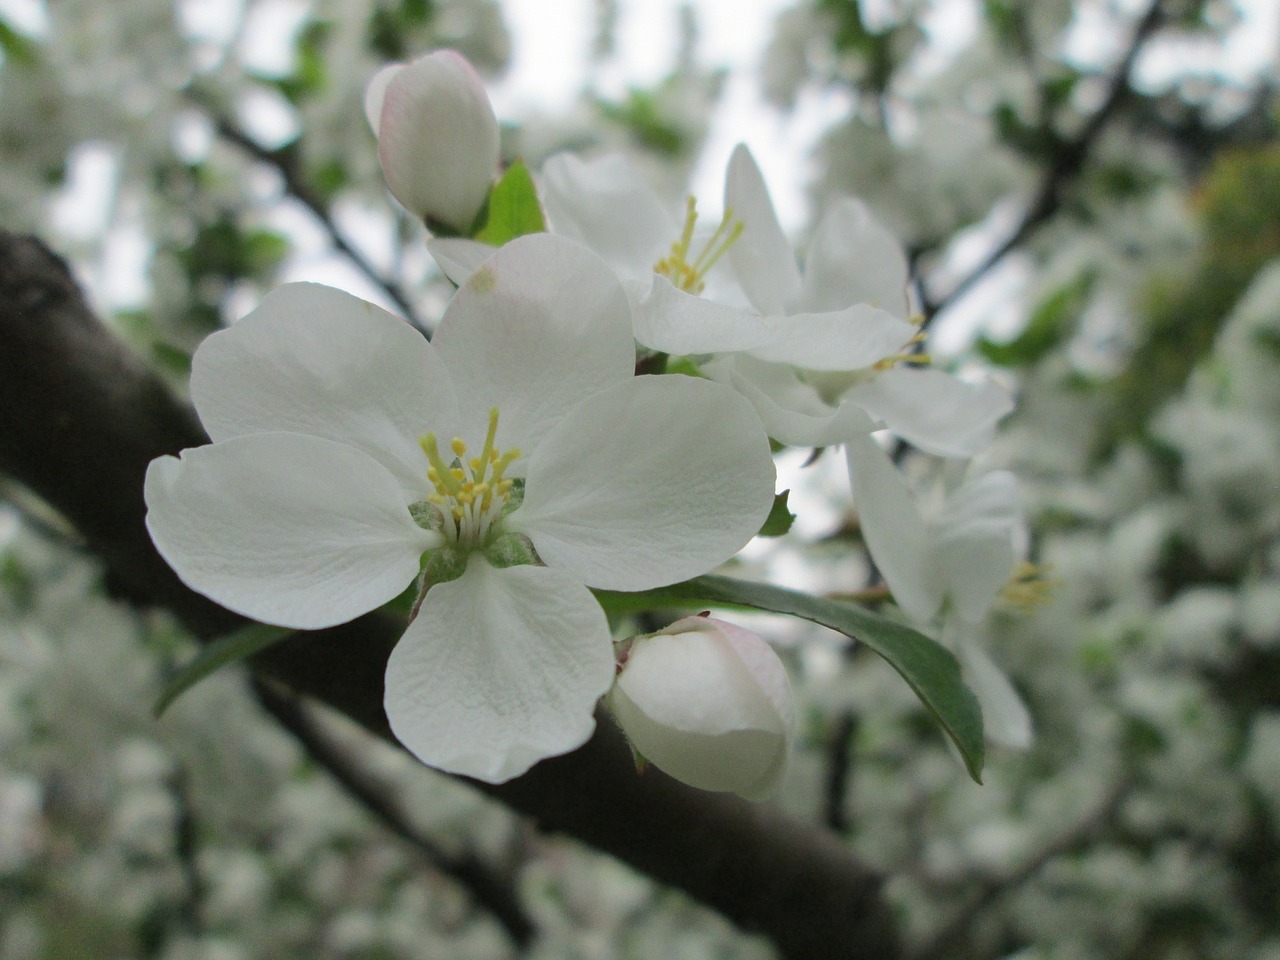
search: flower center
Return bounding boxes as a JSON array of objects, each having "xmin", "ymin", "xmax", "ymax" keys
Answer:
[
  {"xmin": 653, "ymin": 196, "xmax": 744, "ymax": 294},
  {"xmin": 418, "ymin": 407, "xmax": 521, "ymax": 550},
  {"xmin": 999, "ymin": 562, "xmax": 1054, "ymax": 611}
]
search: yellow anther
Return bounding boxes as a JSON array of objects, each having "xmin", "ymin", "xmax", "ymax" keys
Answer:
[
  {"xmin": 1000, "ymin": 562, "xmax": 1055, "ymax": 611},
  {"xmin": 420, "ymin": 433, "xmax": 463, "ymax": 496},
  {"xmin": 653, "ymin": 196, "xmax": 745, "ymax": 295},
  {"xmin": 418, "ymin": 411, "xmax": 522, "ymax": 543},
  {"xmin": 873, "ymin": 351, "xmax": 933, "ymax": 371}
]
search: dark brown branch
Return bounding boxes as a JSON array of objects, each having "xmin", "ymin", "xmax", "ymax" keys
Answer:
[
  {"xmin": 924, "ymin": 0, "xmax": 1167, "ymax": 320},
  {"xmin": 194, "ymin": 100, "xmax": 427, "ymax": 332},
  {"xmin": 0, "ymin": 231, "xmax": 902, "ymax": 960},
  {"xmin": 252, "ymin": 679, "xmax": 536, "ymax": 947},
  {"xmin": 823, "ymin": 710, "xmax": 859, "ymax": 832}
]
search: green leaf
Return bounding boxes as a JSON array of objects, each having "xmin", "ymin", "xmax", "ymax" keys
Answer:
[
  {"xmin": 0, "ymin": 20, "xmax": 38, "ymax": 65},
  {"xmin": 978, "ymin": 272, "xmax": 1092, "ymax": 367},
  {"xmin": 758, "ymin": 490, "xmax": 796, "ymax": 537},
  {"xmin": 471, "ymin": 160, "xmax": 545, "ymax": 246},
  {"xmin": 153, "ymin": 624, "xmax": 293, "ymax": 718},
  {"xmin": 593, "ymin": 574, "xmax": 985, "ymax": 781}
]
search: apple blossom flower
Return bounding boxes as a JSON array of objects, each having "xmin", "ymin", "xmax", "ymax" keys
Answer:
[
  {"xmin": 704, "ymin": 146, "xmax": 1013, "ymax": 455},
  {"xmin": 144, "ymin": 234, "xmax": 776, "ymax": 783},
  {"xmin": 608, "ymin": 616, "xmax": 794, "ymax": 800},
  {"xmin": 845, "ymin": 433, "xmax": 1033, "ymax": 747},
  {"xmin": 364, "ymin": 49, "xmax": 500, "ymax": 232},
  {"xmin": 429, "ymin": 144, "xmax": 1010, "ymax": 455}
]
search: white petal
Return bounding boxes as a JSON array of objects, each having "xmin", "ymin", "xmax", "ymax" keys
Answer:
[
  {"xmin": 145, "ymin": 434, "xmax": 435, "ymax": 630},
  {"xmin": 844, "ymin": 433, "xmax": 941, "ymax": 623},
  {"xmin": 384, "ymin": 560, "xmax": 615, "ymax": 782},
  {"xmin": 513, "ymin": 375, "xmax": 775, "ymax": 591},
  {"xmin": 955, "ymin": 632, "xmax": 1032, "ymax": 749},
  {"xmin": 800, "ymin": 198, "xmax": 910, "ymax": 317},
  {"xmin": 191, "ymin": 282, "xmax": 456, "ymax": 500},
  {"xmin": 610, "ymin": 617, "xmax": 793, "ymax": 799},
  {"xmin": 934, "ymin": 472, "xmax": 1021, "ymax": 622},
  {"xmin": 363, "ymin": 62, "xmax": 402, "ymax": 133},
  {"xmin": 377, "ymin": 50, "xmax": 499, "ymax": 230},
  {"xmin": 703, "ymin": 355, "xmax": 877, "ymax": 447},
  {"xmin": 629, "ymin": 274, "xmax": 776, "ymax": 355},
  {"xmin": 844, "ymin": 368, "xmax": 1014, "ymax": 458},
  {"xmin": 746, "ymin": 304, "xmax": 918, "ymax": 371},
  {"xmin": 724, "ymin": 144, "xmax": 802, "ymax": 314},
  {"xmin": 432, "ymin": 234, "xmax": 635, "ymax": 456},
  {"xmin": 540, "ymin": 152, "xmax": 675, "ymax": 281},
  {"xmin": 426, "ymin": 237, "xmax": 495, "ymax": 286}
]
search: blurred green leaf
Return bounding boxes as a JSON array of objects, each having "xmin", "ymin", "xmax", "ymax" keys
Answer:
[
  {"xmin": 978, "ymin": 272, "xmax": 1093, "ymax": 367},
  {"xmin": 596, "ymin": 88, "xmax": 686, "ymax": 156},
  {"xmin": 0, "ymin": 19, "xmax": 38, "ymax": 65},
  {"xmin": 154, "ymin": 624, "xmax": 293, "ymax": 718}
]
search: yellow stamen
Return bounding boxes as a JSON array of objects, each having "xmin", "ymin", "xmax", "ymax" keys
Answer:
[
  {"xmin": 418, "ymin": 411, "xmax": 522, "ymax": 538},
  {"xmin": 420, "ymin": 434, "xmax": 463, "ymax": 496},
  {"xmin": 1000, "ymin": 562, "xmax": 1055, "ymax": 611},
  {"xmin": 653, "ymin": 196, "xmax": 745, "ymax": 295}
]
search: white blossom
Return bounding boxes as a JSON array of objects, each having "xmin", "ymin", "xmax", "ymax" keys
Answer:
[
  {"xmin": 845, "ymin": 433, "xmax": 1033, "ymax": 747},
  {"xmin": 609, "ymin": 616, "xmax": 794, "ymax": 800},
  {"xmin": 145, "ymin": 234, "xmax": 776, "ymax": 783},
  {"xmin": 430, "ymin": 144, "xmax": 1011, "ymax": 455},
  {"xmin": 365, "ymin": 49, "xmax": 500, "ymax": 231}
]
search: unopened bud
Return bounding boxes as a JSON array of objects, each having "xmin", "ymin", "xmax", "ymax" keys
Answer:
[
  {"xmin": 608, "ymin": 616, "xmax": 794, "ymax": 800},
  {"xmin": 365, "ymin": 50, "xmax": 500, "ymax": 233}
]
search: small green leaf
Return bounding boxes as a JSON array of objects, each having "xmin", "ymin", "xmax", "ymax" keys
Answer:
[
  {"xmin": 0, "ymin": 20, "xmax": 38, "ymax": 65},
  {"xmin": 978, "ymin": 272, "xmax": 1092, "ymax": 367},
  {"xmin": 593, "ymin": 574, "xmax": 985, "ymax": 781},
  {"xmin": 472, "ymin": 160, "xmax": 545, "ymax": 246},
  {"xmin": 758, "ymin": 490, "xmax": 796, "ymax": 537},
  {"xmin": 154, "ymin": 624, "xmax": 293, "ymax": 718}
]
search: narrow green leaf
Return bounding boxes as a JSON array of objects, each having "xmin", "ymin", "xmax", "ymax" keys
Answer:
[
  {"xmin": 472, "ymin": 159, "xmax": 546, "ymax": 246},
  {"xmin": 758, "ymin": 490, "xmax": 796, "ymax": 537},
  {"xmin": 153, "ymin": 624, "xmax": 293, "ymax": 718},
  {"xmin": 593, "ymin": 574, "xmax": 985, "ymax": 781}
]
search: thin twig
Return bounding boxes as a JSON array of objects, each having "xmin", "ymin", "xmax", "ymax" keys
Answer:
[
  {"xmin": 923, "ymin": 0, "xmax": 1167, "ymax": 321},
  {"xmin": 822, "ymin": 710, "xmax": 859, "ymax": 832},
  {"xmin": 168, "ymin": 767, "xmax": 207, "ymax": 936},
  {"xmin": 194, "ymin": 101, "xmax": 427, "ymax": 331},
  {"xmin": 911, "ymin": 775, "xmax": 1133, "ymax": 960},
  {"xmin": 252, "ymin": 679, "xmax": 535, "ymax": 948}
]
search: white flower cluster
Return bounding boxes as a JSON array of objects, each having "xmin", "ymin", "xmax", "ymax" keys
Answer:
[{"xmin": 144, "ymin": 48, "xmax": 1025, "ymax": 798}]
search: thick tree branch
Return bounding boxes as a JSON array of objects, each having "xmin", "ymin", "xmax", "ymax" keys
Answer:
[{"xmin": 0, "ymin": 231, "xmax": 902, "ymax": 960}]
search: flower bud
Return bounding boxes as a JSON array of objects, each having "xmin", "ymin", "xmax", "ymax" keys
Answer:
[
  {"xmin": 365, "ymin": 50, "xmax": 500, "ymax": 233},
  {"xmin": 608, "ymin": 616, "xmax": 794, "ymax": 800}
]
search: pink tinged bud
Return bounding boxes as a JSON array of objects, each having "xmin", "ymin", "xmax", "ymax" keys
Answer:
[
  {"xmin": 608, "ymin": 616, "xmax": 794, "ymax": 801},
  {"xmin": 366, "ymin": 50, "xmax": 500, "ymax": 232}
]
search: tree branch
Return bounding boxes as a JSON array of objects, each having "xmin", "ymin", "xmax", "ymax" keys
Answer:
[
  {"xmin": 910, "ymin": 775, "xmax": 1132, "ymax": 960},
  {"xmin": 0, "ymin": 230, "xmax": 902, "ymax": 960},
  {"xmin": 252, "ymin": 679, "xmax": 536, "ymax": 948},
  {"xmin": 924, "ymin": 0, "xmax": 1167, "ymax": 320},
  {"xmin": 193, "ymin": 99, "xmax": 427, "ymax": 332}
]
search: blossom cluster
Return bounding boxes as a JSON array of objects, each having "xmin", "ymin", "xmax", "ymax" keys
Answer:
[{"xmin": 144, "ymin": 48, "xmax": 1028, "ymax": 797}]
